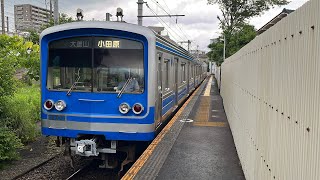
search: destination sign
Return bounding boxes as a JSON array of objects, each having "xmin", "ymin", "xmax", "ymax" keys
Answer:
[
  {"xmin": 97, "ymin": 40, "xmax": 120, "ymax": 48},
  {"xmin": 69, "ymin": 40, "xmax": 90, "ymax": 48},
  {"xmin": 49, "ymin": 37, "xmax": 92, "ymax": 49},
  {"xmin": 50, "ymin": 37, "xmax": 143, "ymax": 50}
]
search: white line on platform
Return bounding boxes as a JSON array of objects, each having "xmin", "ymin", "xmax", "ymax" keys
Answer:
[{"xmin": 204, "ymin": 76, "xmax": 213, "ymax": 96}]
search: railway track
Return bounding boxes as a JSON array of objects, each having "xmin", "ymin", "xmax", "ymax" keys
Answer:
[
  {"xmin": 12, "ymin": 153, "xmax": 61, "ymax": 180},
  {"xmin": 65, "ymin": 162, "xmax": 92, "ymax": 180},
  {"xmin": 64, "ymin": 160, "xmax": 120, "ymax": 180}
]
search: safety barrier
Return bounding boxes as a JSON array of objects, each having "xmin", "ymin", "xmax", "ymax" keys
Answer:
[{"xmin": 221, "ymin": 0, "xmax": 319, "ymax": 179}]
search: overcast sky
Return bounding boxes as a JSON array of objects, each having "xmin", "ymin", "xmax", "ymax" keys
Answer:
[{"xmin": 6, "ymin": 0, "xmax": 310, "ymax": 51}]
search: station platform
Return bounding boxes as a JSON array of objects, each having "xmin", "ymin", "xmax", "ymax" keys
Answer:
[{"xmin": 123, "ymin": 76, "xmax": 245, "ymax": 180}]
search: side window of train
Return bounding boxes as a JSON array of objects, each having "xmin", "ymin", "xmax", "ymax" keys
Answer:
[
  {"xmin": 157, "ymin": 53, "xmax": 162, "ymax": 91},
  {"xmin": 164, "ymin": 59, "xmax": 170, "ymax": 91},
  {"xmin": 181, "ymin": 63, "xmax": 186, "ymax": 84}
]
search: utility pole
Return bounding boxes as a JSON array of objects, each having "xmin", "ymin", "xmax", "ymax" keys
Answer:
[
  {"xmin": 50, "ymin": 0, "xmax": 52, "ymax": 20},
  {"xmin": 137, "ymin": 0, "xmax": 144, "ymax": 26},
  {"xmin": 53, "ymin": 0, "xmax": 59, "ymax": 25},
  {"xmin": 137, "ymin": 0, "xmax": 184, "ymax": 26},
  {"xmin": 179, "ymin": 40, "xmax": 191, "ymax": 52},
  {"xmin": 45, "ymin": 0, "xmax": 49, "ymax": 22},
  {"xmin": 1, "ymin": 0, "xmax": 5, "ymax": 34},
  {"xmin": 6, "ymin": 16, "xmax": 8, "ymax": 33}
]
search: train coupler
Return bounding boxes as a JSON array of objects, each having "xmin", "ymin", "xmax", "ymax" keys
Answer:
[{"xmin": 72, "ymin": 138, "xmax": 99, "ymax": 157}]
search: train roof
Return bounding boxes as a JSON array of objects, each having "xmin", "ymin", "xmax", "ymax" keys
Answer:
[
  {"xmin": 154, "ymin": 33, "xmax": 195, "ymax": 61},
  {"xmin": 40, "ymin": 21, "xmax": 155, "ymax": 42},
  {"xmin": 40, "ymin": 21, "xmax": 195, "ymax": 61}
]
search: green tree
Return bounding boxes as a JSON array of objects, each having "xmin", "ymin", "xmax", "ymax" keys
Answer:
[
  {"xmin": 207, "ymin": 0, "xmax": 289, "ymax": 66},
  {"xmin": 0, "ymin": 35, "xmax": 24, "ymax": 97},
  {"xmin": 27, "ymin": 30, "xmax": 40, "ymax": 44},
  {"xmin": 0, "ymin": 35, "xmax": 40, "ymax": 97},
  {"xmin": 26, "ymin": 13, "xmax": 75, "ymax": 44},
  {"xmin": 41, "ymin": 13, "xmax": 75, "ymax": 31},
  {"xmin": 208, "ymin": 0, "xmax": 289, "ymax": 32},
  {"xmin": 208, "ymin": 24, "xmax": 256, "ymax": 66}
]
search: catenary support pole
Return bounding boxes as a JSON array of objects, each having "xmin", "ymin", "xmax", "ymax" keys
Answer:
[
  {"xmin": 137, "ymin": 0, "xmax": 143, "ymax": 26},
  {"xmin": 53, "ymin": 0, "xmax": 59, "ymax": 25},
  {"xmin": 50, "ymin": 0, "xmax": 52, "ymax": 20},
  {"xmin": 1, "ymin": 0, "xmax": 5, "ymax": 34},
  {"xmin": 6, "ymin": 16, "xmax": 8, "ymax": 33}
]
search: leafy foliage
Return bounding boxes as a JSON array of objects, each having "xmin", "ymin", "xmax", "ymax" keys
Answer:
[
  {"xmin": 0, "ymin": 127, "xmax": 23, "ymax": 166},
  {"xmin": 208, "ymin": 24, "xmax": 256, "ymax": 66},
  {"xmin": 26, "ymin": 13, "xmax": 75, "ymax": 47},
  {"xmin": 0, "ymin": 35, "xmax": 23, "ymax": 97},
  {"xmin": 0, "ymin": 35, "xmax": 40, "ymax": 163},
  {"xmin": 1, "ymin": 85, "xmax": 40, "ymax": 144},
  {"xmin": 207, "ymin": 0, "xmax": 289, "ymax": 66},
  {"xmin": 209, "ymin": 0, "xmax": 290, "ymax": 32},
  {"xmin": 41, "ymin": 13, "xmax": 75, "ymax": 31},
  {"xmin": 0, "ymin": 35, "xmax": 40, "ymax": 85},
  {"xmin": 27, "ymin": 30, "xmax": 40, "ymax": 44}
]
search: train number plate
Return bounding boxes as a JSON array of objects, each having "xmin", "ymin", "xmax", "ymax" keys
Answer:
[{"xmin": 48, "ymin": 115, "xmax": 66, "ymax": 121}]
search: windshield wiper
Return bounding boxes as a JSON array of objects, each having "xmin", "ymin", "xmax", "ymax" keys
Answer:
[
  {"xmin": 67, "ymin": 68, "xmax": 81, "ymax": 96},
  {"xmin": 117, "ymin": 77, "xmax": 132, "ymax": 98}
]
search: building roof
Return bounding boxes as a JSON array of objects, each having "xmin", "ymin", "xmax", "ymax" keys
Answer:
[{"xmin": 257, "ymin": 8, "xmax": 294, "ymax": 35}]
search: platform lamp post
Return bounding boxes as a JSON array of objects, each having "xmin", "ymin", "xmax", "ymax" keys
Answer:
[{"xmin": 219, "ymin": 34, "xmax": 226, "ymax": 92}]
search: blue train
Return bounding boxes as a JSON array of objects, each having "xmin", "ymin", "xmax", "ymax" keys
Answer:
[{"xmin": 40, "ymin": 21, "xmax": 207, "ymax": 168}]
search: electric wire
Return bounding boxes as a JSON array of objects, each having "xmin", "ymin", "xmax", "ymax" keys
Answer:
[
  {"xmin": 148, "ymin": 0, "xmax": 198, "ymax": 51},
  {"xmin": 146, "ymin": 3, "xmax": 184, "ymax": 43}
]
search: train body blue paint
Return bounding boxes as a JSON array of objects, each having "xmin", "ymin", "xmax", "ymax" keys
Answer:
[{"xmin": 40, "ymin": 21, "xmax": 207, "ymax": 166}]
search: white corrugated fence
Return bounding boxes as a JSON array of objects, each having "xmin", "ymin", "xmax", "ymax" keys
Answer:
[{"xmin": 221, "ymin": 0, "xmax": 320, "ymax": 179}]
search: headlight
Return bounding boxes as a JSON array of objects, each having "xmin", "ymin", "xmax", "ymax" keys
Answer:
[
  {"xmin": 119, "ymin": 103, "xmax": 130, "ymax": 114},
  {"xmin": 132, "ymin": 103, "xmax": 144, "ymax": 115},
  {"xmin": 44, "ymin": 99, "xmax": 54, "ymax": 110},
  {"xmin": 55, "ymin": 100, "xmax": 66, "ymax": 111}
]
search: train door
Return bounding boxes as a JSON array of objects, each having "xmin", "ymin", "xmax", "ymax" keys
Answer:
[
  {"xmin": 156, "ymin": 53, "xmax": 163, "ymax": 127},
  {"xmin": 193, "ymin": 65, "xmax": 196, "ymax": 87},
  {"xmin": 174, "ymin": 57, "xmax": 179, "ymax": 105},
  {"xmin": 187, "ymin": 62, "xmax": 190, "ymax": 95}
]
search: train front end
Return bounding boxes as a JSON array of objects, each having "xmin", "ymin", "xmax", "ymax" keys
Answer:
[{"xmin": 40, "ymin": 22, "xmax": 156, "ymax": 167}]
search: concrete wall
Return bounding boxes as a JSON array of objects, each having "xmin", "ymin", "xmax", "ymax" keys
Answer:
[{"xmin": 220, "ymin": 0, "xmax": 320, "ymax": 179}]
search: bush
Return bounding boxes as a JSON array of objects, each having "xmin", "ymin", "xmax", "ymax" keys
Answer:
[
  {"xmin": 1, "ymin": 85, "xmax": 40, "ymax": 144},
  {"xmin": 0, "ymin": 127, "xmax": 23, "ymax": 168}
]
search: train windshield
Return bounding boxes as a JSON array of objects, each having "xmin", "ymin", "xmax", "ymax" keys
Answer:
[{"xmin": 47, "ymin": 37, "xmax": 144, "ymax": 94}]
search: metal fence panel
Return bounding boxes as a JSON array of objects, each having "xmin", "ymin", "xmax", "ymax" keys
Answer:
[{"xmin": 221, "ymin": 1, "xmax": 320, "ymax": 179}]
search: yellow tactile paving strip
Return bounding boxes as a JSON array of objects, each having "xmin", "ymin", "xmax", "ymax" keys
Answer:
[
  {"xmin": 203, "ymin": 76, "xmax": 213, "ymax": 96},
  {"xmin": 122, "ymin": 84, "xmax": 201, "ymax": 180},
  {"xmin": 193, "ymin": 96, "xmax": 211, "ymax": 122},
  {"xmin": 193, "ymin": 76, "xmax": 227, "ymax": 127},
  {"xmin": 193, "ymin": 121, "xmax": 227, "ymax": 127}
]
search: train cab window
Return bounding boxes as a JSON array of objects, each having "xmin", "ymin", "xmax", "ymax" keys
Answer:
[
  {"xmin": 47, "ymin": 37, "xmax": 92, "ymax": 92},
  {"xmin": 93, "ymin": 37, "xmax": 144, "ymax": 93},
  {"xmin": 47, "ymin": 37, "xmax": 144, "ymax": 94},
  {"xmin": 163, "ymin": 59, "xmax": 170, "ymax": 91}
]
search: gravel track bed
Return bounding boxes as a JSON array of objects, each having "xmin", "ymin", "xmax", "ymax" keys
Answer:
[
  {"xmin": 16, "ymin": 154, "xmax": 89, "ymax": 180},
  {"xmin": 67, "ymin": 161, "xmax": 120, "ymax": 180}
]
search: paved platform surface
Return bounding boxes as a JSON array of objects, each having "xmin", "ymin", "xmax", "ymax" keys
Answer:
[{"xmin": 125, "ymin": 76, "xmax": 245, "ymax": 180}]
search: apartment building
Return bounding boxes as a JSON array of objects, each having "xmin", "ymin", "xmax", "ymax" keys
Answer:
[{"xmin": 14, "ymin": 4, "xmax": 52, "ymax": 32}]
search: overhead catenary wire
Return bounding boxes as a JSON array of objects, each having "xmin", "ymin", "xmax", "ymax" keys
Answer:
[
  {"xmin": 146, "ymin": 2, "xmax": 191, "ymax": 50},
  {"xmin": 148, "ymin": 0, "xmax": 199, "ymax": 51},
  {"xmin": 145, "ymin": 3, "xmax": 185, "ymax": 44},
  {"xmin": 160, "ymin": 0, "xmax": 199, "ymax": 51},
  {"xmin": 149, "ymin": 0, "xmax": 190, "ymax": 40}
]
